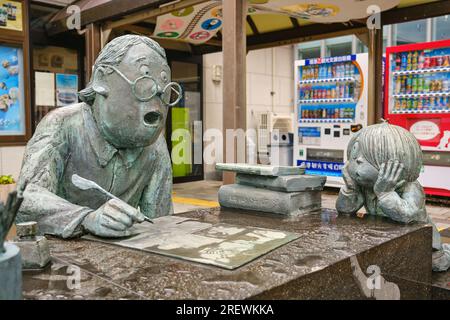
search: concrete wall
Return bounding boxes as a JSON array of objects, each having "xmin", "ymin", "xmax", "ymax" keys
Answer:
[
  {"xmin": 203, "ymin": 45, "xmax": 294, "ymax": 180},
  {"xmin": 0, "ymin": 146, "xmax": 25, "ymax": 180}
]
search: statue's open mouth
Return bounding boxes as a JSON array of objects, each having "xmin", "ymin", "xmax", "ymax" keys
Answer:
[{"xmin": 144, "ymin": 111, "xmax": 162, "ymax": 126}]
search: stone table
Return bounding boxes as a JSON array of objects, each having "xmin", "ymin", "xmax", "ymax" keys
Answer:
[{"xmin": 22, "ymin": 208, "xmax": 438, "ymax": 300}]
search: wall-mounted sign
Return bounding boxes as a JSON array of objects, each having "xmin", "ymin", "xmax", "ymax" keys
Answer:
[
  {"xmin": 0, "ymin": 44, "xmax": 25, "ymax": 135},
  {"xmin": 33, "ymin": 46, "xmax": 78, "ymax": 74},
  {"xmin": 410, "ymin": 120, "xmax": 441, "ymax": 141},
  {"xmin": 0, "ymin": 0, "xmax": 22, "ymax": 32}
]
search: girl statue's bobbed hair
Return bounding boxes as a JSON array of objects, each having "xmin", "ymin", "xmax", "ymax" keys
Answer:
[{"xmin": 347, "ymin": 122, "xmax": 423, "ymax": 182}]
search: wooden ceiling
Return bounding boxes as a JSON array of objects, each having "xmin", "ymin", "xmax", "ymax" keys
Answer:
[{"xmin": 44, "ymin": 0, "xmax": 450, "ymax": 54}]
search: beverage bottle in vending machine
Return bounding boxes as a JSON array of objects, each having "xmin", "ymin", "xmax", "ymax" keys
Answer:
[
  {"xmin": 413, "ymin": 51, "xmax": 419, "ymax": 70},
  {"xmin": 407, "ymin": 52, "xmax": 412, "ymax": 70},
  {"xmin": 443, "ymin": 55, "xmax": 450, "ymax": 67},
  {"xmin": 406, "ymin": 76, "xmax": 412, "ymax": 94},
  {"xmin": 401, "ymin": 98, "xmax": 407, "ymax": 110},
  {"xmin": 395, "ymin": 77, "xmax": 401, "ymax": 94},
  {"xmin": 443, "ymin": 78, "xmax": 449, "ymax": 92},
  {"xmin": 424, "ymin": 51, "xmax": 431, "ymax": 69},
  {"xmin": 403, "ymin": 76, "xmax": 408, "ymax": 94},
  {"xmin": 417, "ymin": 76, "xmax": 424, "ymax": 93},
  {"xmin": 395, "ymin": 53, "xmax": 401, "ymax": 71},
  {"xmin": 349, "ymin": 82, "xmax": 354, "ymax": 98},
  {"xmin": 430, "ymin": 96, "xmax": 436, "ymax": 109},
  {"xmin": 401, "ymin": 53, "xmax": 407, "ymax": 70},
  {"xmin": 417, "ymin": 98, "xmax": 423, "ymax": 110},
  {"xmin": 437, "ymin": 56, "xmax": 444, "ymax": 67},
  {"xmin": 412, "ymin": 75, "xmax": 418, "ymax": 93},
  {"xmin": 442, "ymin": 96, "xmax": 449, "ymax": 109},
  {"xmin": 418, "ymin": 51, "xmax": 425, "ymax": 69}
]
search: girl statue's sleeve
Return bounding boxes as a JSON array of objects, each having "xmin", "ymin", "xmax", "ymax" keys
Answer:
[
  {"xmin": 376, "ymin": 181, "xmax": 426, "ymax": 224},
  {"xmin": 336, "ymin": 186, "xmax": 364, "ymax": 215}
]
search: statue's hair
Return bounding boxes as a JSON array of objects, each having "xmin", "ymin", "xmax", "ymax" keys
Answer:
[
  {"xmin": 79, "ymin": 35, "xmax": 167, "ymax": 105},
  {"xmin": 347, "ymin": 122, "xmax": 423, "ymax": 182}
]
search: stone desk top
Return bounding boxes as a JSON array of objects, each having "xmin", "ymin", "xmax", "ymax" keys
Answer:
[{"xmin": 22, "ymin": 208, "xmax": 434, "ymax": 300}]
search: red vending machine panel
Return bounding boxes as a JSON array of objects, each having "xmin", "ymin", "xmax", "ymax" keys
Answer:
[{"xmin": 385, "ymin": 39, "xmax": 450, "ymax": 196}]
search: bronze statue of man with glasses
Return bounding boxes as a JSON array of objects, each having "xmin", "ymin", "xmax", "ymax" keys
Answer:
[{"xmin": 16, "ymin": 35, "xmax": 182, "ymax": 238}]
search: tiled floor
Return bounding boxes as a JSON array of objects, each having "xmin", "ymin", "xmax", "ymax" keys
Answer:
[{"xmin": 172, "ymin": 180, "xmax": 450, "ymax": 239}]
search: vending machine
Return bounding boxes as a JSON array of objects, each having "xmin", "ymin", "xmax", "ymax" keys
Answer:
[
  {"xmin": 294, "ymin": 54, "xmax": 369, "ymax": 187},
  {"xmin": 385, "ymin": 39, "xmax": 450, "ymax": 197}
]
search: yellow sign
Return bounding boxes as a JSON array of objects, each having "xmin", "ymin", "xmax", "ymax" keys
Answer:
[{"xmin": 0, "ymin": 0, "xmax": 22, "ymax": 32}]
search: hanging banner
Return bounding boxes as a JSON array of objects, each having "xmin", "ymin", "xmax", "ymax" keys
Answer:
[
  {"xmin": 249, "ymin": 0, "xmax": 400, "ymax": 23},
  {"xmin": 153, "ymin": 1, "xmax": 223, "ymax": 45},
  {"xmin": 153, "ymin": 0, "xmax": 400, "ymax": 44}
]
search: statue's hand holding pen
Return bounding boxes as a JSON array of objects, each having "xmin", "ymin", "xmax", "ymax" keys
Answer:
[
  {"xmin": 71, "ymin": 174, "xmax": 152, "ymax": 238},
  {"xmin": 374, "ymin": 160, "xmax": 406, "ymax": 197},
  {"xmin": 82, "ymin": 199, "xmax": 146, "ymax": 238}
]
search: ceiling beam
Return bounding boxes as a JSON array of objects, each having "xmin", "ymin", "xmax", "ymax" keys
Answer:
[
  {"xmin": 289, "ymin": 17, "xmax": 300, "ymax": 28},
  {"xmin": 246, "ymin": 15, "xmax": 259, "ymax": 35},
  {"xmin": 247, "ymin": 21, "xmax": 367, "ymax": 50},
  {"xmin": 46, "ymin": 0, "xmax": 170, "ymax": 35},
  {"xmin": 381, "ymin": 0, "xmax": 450, "ymax": 25}
]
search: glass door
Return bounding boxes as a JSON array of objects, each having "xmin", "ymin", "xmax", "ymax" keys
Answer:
[{"xmin": 167, "ymin": 59, "xmax": 204, "ymax": 183}]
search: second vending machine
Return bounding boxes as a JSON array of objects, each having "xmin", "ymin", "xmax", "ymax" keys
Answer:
[
  {"xmin": 385, "ymin": 39, "xmax": 450, "ymax": 196},
  {"xmin": 294, "ymin": 53, "xmax": 369, "ymax": 187}
]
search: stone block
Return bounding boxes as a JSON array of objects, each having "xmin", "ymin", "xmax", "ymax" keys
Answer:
[
  {"xmin": 236, "ymin": 173, "xmax": 326, "ymax": 192},
  {"xmin": 0, "ymin": 242, "xmax": 22, "ymax": 300},
  {"xmin": 218, "ymin": 184, "xmax": 321, "ymax": 215},
  {"xmin": 12, "ymin": 236, "xmax": 51, "ymax": 270},
  {"xmin": 215, "ymin": 163, "xmax": 305, "ymax": 176}
]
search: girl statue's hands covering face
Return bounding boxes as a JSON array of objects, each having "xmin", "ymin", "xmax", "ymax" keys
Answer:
[{"xmin": 373, "ymin": 160, "xmax": 407, "ymax": 197}]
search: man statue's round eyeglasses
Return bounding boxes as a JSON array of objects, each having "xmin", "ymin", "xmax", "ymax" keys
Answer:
[{"xmin": 99, "ymin": 64, "xmax": 182, "ymax": 106}]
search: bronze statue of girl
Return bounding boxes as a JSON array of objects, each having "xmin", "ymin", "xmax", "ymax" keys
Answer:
[{"xmin": 336, "ymin": 122, "xmax": 449, "ymax": 272}]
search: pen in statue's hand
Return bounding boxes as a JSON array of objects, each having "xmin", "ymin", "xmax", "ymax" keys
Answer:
[{"xmin": 71, "ymin": 174, "xmax": 153, "ymax": 224}]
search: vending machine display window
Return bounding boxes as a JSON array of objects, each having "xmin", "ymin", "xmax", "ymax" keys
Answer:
[{"xmin": 294, "ymin": 54, "xmax": 369, "ymax": 187}]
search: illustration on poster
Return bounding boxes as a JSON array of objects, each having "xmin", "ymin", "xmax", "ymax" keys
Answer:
[
  {"xmin": 0, "ymin": 1, "xmax": 22, "ymax": 31},
  {"xmin": 0, "ymin": 45, "xmax": 24, "ymax": 134}
]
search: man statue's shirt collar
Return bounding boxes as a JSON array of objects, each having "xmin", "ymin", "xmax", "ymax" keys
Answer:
[{"xmin": 81, "ymin": 103, "xmax": 144, "ymax": 168}]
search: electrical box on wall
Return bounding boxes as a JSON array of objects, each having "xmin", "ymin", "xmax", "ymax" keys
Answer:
[{"xmin": 212, "ymin": 64, "xmax": 222, "ymax": 83}]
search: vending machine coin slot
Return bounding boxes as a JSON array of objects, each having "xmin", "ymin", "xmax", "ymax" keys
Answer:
[
  {"xmin": 334, "ymin": 131, "xmax": 340, "ymax": 138},
  {"xmin": 307, "ymin": 149, "xmax": 344, "ymax": 163},
  {"xmin": 351, "ymin": 124, "xmax": 363, "ymax": 132},
  {"xmin": 325, "ymin": 128, "xmax": 331, "ymax": 135}
]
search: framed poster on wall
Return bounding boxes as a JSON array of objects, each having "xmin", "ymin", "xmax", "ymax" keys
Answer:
[
  {"xmin": 0, "ymin": 0, "xmax": 22, "ymax": 31},
  {"xmin": 55, "ymin": 73, "xmax": 78, "ymax": 107},
  {"xmin": 0, "ymin": 0, "xmax": 31, "ymax": 145},
  {"xmin": 0, "ymin": 44, "xmax": 25, "ymax": 135}
]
